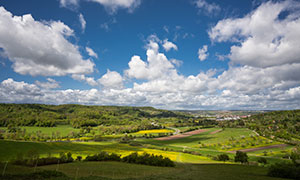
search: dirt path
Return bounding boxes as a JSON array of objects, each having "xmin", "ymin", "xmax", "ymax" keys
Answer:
[
  {"xmin": 210, "ymin": 129, "xmax": 222, "ymax": 135},
  {"xmin": 227, "ymin": 144, "xmax": 287, "ymax": 153},
  {"xmin": 155, "ymin": 129, "xmax": 208, "ymax": 141},
  {"xmin": 168, "ymin": 127, "xmax": 180, "ymax": 135}
]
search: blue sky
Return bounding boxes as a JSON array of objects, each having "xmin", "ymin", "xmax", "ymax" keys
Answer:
[{"xmin": 0, "ymin": 0, "xmax": 299, "ymax": 110}]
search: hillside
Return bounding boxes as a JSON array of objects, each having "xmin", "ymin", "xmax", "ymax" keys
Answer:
[
  {"xmin": 220, "ymin": 110, "xmax": 300, "ymax": 144},
  {"xmin": 0, "ymin": 104, "xmax": 190, "ymax": 128}
]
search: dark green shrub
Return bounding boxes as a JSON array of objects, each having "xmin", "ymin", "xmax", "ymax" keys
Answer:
[
  {"xmin": 268, "ymin": 162, "xmax": 300, "ymax": 179},
  {"xmin": 217, "ymin": 154, "xmax": 230, "ymax": 162},
  {"xmin": 234, "ymin": 151, "xmax": 248, "ymax": 164},
  {"xmin": 257, "ymin": 157, "xmax": 267, "ymax": 165}
]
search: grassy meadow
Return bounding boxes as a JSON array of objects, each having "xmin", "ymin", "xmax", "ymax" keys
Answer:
[
  {"xmin": 0, "ymin": 161, "xmax": 290, "ymax": 180},
  {"xmin": 0, "ymin": 104, "xmax": 298, "ymax": 180}
]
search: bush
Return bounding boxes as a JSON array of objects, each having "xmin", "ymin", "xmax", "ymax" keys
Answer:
[
  {"xmin": 234, "ymin": 151, "xmax": 248, "ymax": 164},
  {"xmin": 268, "ymin": 162, "xmax": 300, "ymax": 179},
  {"xmin": 257, "ymin": 157, "xmax": 267, "ymax": 165},
  {"xmin": 76, "ymin": 156, "xmax": 82, "ymax": 161},
  {"xmin": 217, "ymin": 154, "xmax": 230, "ymax": 162}
]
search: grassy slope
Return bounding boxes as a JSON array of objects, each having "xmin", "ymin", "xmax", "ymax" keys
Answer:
[
  {"xmin": 138, "ymin": 128, "xmax": 290, "ymax": 164},
  {"xmin": 0, "ymin": 140, "xmax": 219, "ymax": 164},
  {"xmin": 0, "ymin": 125, "xmax": 80, "ymax": 137},
  {"xmin": 0, "ymin": 161, "xmax": 289, "ymax": 180}
]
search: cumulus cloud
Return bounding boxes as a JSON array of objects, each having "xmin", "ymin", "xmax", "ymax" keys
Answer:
[
  {"xmin": 198, "ymin": 45, "xmax": 209, "ymax": 61},
  {"xmin": 98, "ymin": 70, "xmax": 124, "ymax": 89},
  {"xmin": 71, "ymin": 74, "xmax": 98, "ymax": 86},
  {"xmin": 2, "ymin": 77, "xmax": 299, "ymax": 110},
  {"xmin": 79, "ymin": 13, "xmax": 86, "ymax": 33},
  {"xmin": 86, "ymin": 47, "xmax": 98, "ymax": 58},
  {"xmin": 89, "ymin": 0, "xmax": 141, "ymax": 14},
  {"xmin": 0, "ymin": 7, "xmax": 94, "ymax": 76},
  {"xmin": 209, "ymin": 0, "xmax": 300, "ymax": 68},
  {"xmin": 195, "ymin": 0, "xmax": 221, "ymax": 16},
  {"xmin": 162, "ymin": 39, "xmax": 178, "ymax": 52},
  {"xmin": 125, "ymin": 39, "xmax": 176, "ymax": 80},
  {"xmin": 35, "ymin": 78, "xmax": 60, "ymax": 89}
]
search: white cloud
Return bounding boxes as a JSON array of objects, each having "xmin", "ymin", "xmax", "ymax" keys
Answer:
[
  {"xmin": 198, "ymin": 45, "xmax": 208, "ymax": 61},
  {"xmin": 195, "ymin": 0, "xmax": 221, "ymax": 16},
  {"xmin": 59, "ymin": 0, "xmax": 80, "ymax": 9},
  {"xmin": 170, "ymin": 59, "xmax": 183, "ymax": 67},
  {"xmin": 163, "ymin": 26, "xmax": 169, "ymax": 33},
  {"xmin": 162, "ymin": 39, "xmax": 178, "ymax": 52},
  {"xmin": 86, "ymin": 47, "xmax": 98, "ymax": 58},
  {"xmin": 71, "ymin": 74, "xmax": 98, "ymax": 86},
  {"xmin": 89, "ymin": 0, "xmax": 141, "ymax": 14},
  {"xmin": 125, "ymin": 39, "xmax": 175, "ymax": 80},
  {"xmin": 209, "ymin": 1, "xmax": 300, "ymax": 68},
  {"xmin": 79, "ymin": 13, "xmax": 86, "ymax": 33},
  {"xmin": 0, "ymin": 7, "xmax": 94, "ymax": 76},
  {"xmin": 98, "ymin": 70, "xmax": 124, "ymax": 89},
  {"xmin": 35, "ymin": 78, "xmax": 60, "ymax": 89}
]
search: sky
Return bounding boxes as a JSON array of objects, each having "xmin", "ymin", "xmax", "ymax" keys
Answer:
[{"xmin": 0, "ymin": 0, "xmax": 299, "ymax": 110}]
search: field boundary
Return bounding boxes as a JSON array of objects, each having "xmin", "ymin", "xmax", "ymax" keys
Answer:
[
  {"xmin": 155, "ymin": 129, "xmax": 208, "ymax": 141},
  {"xmin": 227, "ymin": 144, "xmax": 287, "ymax": 153},
  {"xmin": 210, "ymin": 129, "xmax": 223, "ymax": 135}
]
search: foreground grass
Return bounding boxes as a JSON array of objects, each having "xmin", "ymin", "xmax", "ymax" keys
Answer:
[{"xmin": 0, "ymin": 161, "xmax": 289, "ymax": 180}]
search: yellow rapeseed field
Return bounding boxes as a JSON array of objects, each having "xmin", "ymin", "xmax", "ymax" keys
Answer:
[{"xmin": 134, "ymin": 129, "xmax": 173, "ymax": 134}]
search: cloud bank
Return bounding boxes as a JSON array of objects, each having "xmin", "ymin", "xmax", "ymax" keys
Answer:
[{"xmin": 1, "ymin": 1, "xmax": 300, "ymax": 110}]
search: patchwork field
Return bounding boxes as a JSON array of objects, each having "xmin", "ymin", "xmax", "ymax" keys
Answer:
[{"xmin": 0, "ymin": 125, "xmax": 296, "ymax": 180}]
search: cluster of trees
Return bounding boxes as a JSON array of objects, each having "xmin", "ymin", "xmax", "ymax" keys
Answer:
[
  {"xmin": 96, "ymin": 123, "xmax": 164, "ymax": 135},
  {"xmin": 212, "ymin": 151, "xmax": 249, "ymax": 164},
  {"xmin": 268, "ymin": 148, "xmax": 300, "ymax": 179},
  {"xmin": 85, "ymin": 151, "xmax": 175, "ymax": 167},
  {"xmin": 215, "ymin": 152, "xmax": 269, "ymax": 166},
  {"xmin": 12, "ymin": 151, "xmax": 75, "ymax": 167},
  {"xmin": 218, "ymin": 110, "xmax": 300, "ymax": 144},
  {"xmin": 12, "ymin": 149, "xmax": 175, "ymax": 168},
  {"xmin": 173, "ymin": 119, "xmax": 218, "ymax": 128},
  {"xmin": 0, "ymin": 127, "xmax": 83, "ymax": 142},
  {"xmin": 0, "ymin": 104, "xmax": 192, "ymax": 128}
]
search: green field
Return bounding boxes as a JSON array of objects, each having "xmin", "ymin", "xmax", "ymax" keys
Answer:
[
  {"xmin": 0, "ymin": 161, "xmax": 289, "ymax": 180},
  {"xmin": 0, "ymin": 125, "xmax": 80, "ymax": 137},
  {"xmin": 0, "ymin": 124, "xmax": 297, "ymax": 179},
  {"xmin": 0, "ymin": 140, "xmax": 222, "ymax": 164}
]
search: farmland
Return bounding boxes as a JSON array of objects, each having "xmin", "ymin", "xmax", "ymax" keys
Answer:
[{"xmin": 0, "ymin": 104, "xmax": 299, "ymax": 179}]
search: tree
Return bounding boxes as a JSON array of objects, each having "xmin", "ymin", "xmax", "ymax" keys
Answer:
[
  {"xmin": 234, "ymin": 151, "xmax": 248, "ymax": 164},
  {"xmin": 217, "ymin": 154, "xmax": 230, "ymax": 162},
  {"xmin": 258, "ymin": 157, "xmax": 267, "ymax": 166},
  {"xmin": 291, "ymin": 148, "xmax": 300, "ymax": 166},
  {"xmin": 76, "ymin": 156, "xmax": 82, "ymax": 161}
]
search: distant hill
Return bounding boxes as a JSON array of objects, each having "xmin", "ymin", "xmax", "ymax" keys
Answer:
[
  {"xmin": 219, "ymin": 110, "xmax": 300, "ymax": 144},
  {"xmin": 0, "ymin": 104, "xmax": 190, "ymax": 128},
  {"xmin": 176, "ymin": 110, "xmax": 264, "ymax": 116},
  {"xmin": 246, "ymin": 110, "xmax": 300, "ymax": 143}
]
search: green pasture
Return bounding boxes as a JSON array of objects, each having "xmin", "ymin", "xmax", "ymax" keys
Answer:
[
  {"xmin": 138, "ymin": 128, "xmax": 255, "ymax": 148},
  {"xmin": 0, "ymin": 161, "xmax": 290, "ymax": 180},
  {"xmin": 0, "ymin": 140, "xmax": 221, "ymax": 164},
  {"xmin": 0, "ymin": 125, "xmax": 80, "ymax": 137}
]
